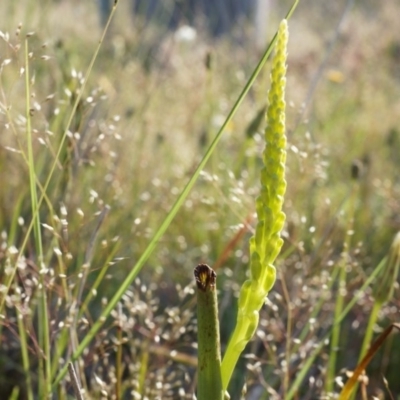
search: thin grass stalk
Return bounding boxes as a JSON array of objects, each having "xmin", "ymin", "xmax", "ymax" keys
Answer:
[
  {"xmin": 137, "ymin": 341, "xmax": 150, "ymax": 397},
  {"xmin": 73, "ymin": 205, "xmax": 110, "ymax": 308},
  {"xmin": 359, "ymin": 302, "xmax": 380, "ymax": 360},
  {"xmin": 78, "ymin": 243, "xmax": 120, "ymax": 318},
  {"xmin": 380, "ymin": 329, "xmax": 394, "ymax": 378},
  {"xmin": 67, "ymin": 362, "xmax": 84, "ymax": 400},
  {"xmin": 53, "ymin": 1, "xmax": 299, "ymax": 386},
  {"xmin": 51, "ymin": 326, "xmax": 70, "ymax": 379},
  {"xmin": 4, "ymin": 193, "xmax": 25, "ymax": 246},
  {"xmin": 16, "ymin": 307, "xmax": 34, "ymax": 400},
  {"xmin": 203, "ymin": 51, "xmax": 216, "ymax": 151},
  {"xmin": 54, "ymin": 250, "xmax": 71, "ymax": 304},
  {"xmin": 115, "ymin": 321, "xmax": 123, "ymax": 400},
  {"xmin": 24, "ymin": 38, "xmax": 52, "ymax": 398},
  {"xmin": 9, "ymin": 388, "xmax": 19, "ymax": 400}
]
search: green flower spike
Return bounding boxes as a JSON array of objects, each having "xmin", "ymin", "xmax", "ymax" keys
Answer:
[{"xmin": 221, "ymin": 19, "xmax": 289, "ymax": 391}]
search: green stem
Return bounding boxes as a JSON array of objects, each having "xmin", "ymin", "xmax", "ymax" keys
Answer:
[
  {"xmin": 348, "ymin": 301, "xmax": 381, "ymax": 400},
  {"xmin": 17, "ymin": 309, "xmax": 34, "ymax": 400},
  {"xmin": 25, "ymin": 39, "xmax": 51, "ymax": 398},
  {"xmin": 359, "ymin": 301, "xmax": 381, "ymax": 362},
  {"xmin": 115, "ymin": 323, "xmax": 123, "ymax": 400},
  {"xmin": 195, "ymin": 264, "xmax": 224, "ymax": 400}
]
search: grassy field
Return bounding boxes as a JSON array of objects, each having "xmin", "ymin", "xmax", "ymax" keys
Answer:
[{"xmin": 1, "ymin": 0, "xmax": 400, "ymax": 399}]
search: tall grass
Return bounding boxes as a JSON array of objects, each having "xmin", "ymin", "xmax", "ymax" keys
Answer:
[{"xmin": 0, "ymin": 0, "xmax": 400, "ymax": 398}]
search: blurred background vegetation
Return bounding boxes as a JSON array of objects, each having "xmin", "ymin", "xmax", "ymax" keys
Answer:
[{"xmin": 0, "ymin": 0, "xmax": 399, "ymax": 398}]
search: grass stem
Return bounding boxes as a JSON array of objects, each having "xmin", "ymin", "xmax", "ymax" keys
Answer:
[{"xmin": 24, "ymin": 38, "xmax": 51, "ymax": 399}]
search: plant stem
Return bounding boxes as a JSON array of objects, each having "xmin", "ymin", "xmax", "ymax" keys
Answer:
[
  {"xmin": 359, "ymin": 301, "xmax": 381, "ymax": 362},
  {"xmin": 68, "ymin": 362, "xmax": 84, "ymax": 400},
  {"xmin": 348, "ymin": 299, "xmax": 381, "ymax": 399},
  {"xmin": 195, "ymin": 264, "xmax": 224, "ymax": 400},
  {"xmin": 17, "ymin": 308, "xmax": 34, "ymax": 400},
  {"xmin": 25, "ymin": 38, "xmax": 51, "ymax": 398}
]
